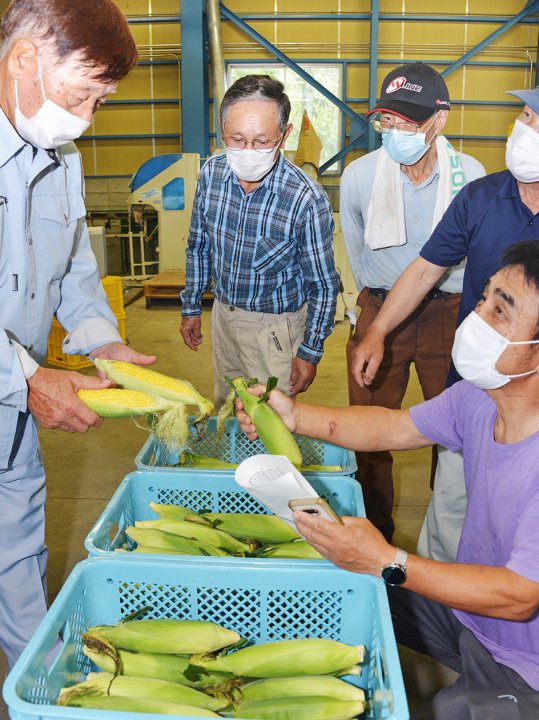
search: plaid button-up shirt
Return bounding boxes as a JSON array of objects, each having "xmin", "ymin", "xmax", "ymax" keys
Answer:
[{"xmin": 181, "ymin": 153, "xmax": 339, "ymax": 364}]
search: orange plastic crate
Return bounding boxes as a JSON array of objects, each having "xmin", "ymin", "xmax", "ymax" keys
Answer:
[{"xmin": 46, "ymin": 314, "xmax": 126, "ymax": 369}]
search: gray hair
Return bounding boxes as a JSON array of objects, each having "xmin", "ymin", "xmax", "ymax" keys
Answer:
[
  {"xmin": 220, "ymin": 74, "xmax": 291, "ymax": 133},
  {"xmin": 0, "ymin": 0, "xmax": 137, "ymax": 82}
]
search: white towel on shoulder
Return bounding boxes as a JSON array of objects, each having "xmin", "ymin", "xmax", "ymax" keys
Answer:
[{"xmin": 364, "ymin": 136, "xmax": 465, "ymax": 251}]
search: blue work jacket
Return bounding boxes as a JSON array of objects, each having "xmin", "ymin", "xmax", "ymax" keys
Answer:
[{"xmin": 0, "ymin": 110, "xmax": 121, "ymax": 469}]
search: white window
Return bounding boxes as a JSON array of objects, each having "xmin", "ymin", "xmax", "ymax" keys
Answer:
[{"xmin": 227, "ymin": 63, "xmax": 342, "ymax": 174}]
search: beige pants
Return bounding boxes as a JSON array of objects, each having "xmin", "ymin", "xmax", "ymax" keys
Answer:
[
  {"xmin": 417, "ymin": 446, "xmax": 467, "ymax": 563},
  {"xmin": 211, "ymin": 299, "xmax": 307, "ymax": 406}
]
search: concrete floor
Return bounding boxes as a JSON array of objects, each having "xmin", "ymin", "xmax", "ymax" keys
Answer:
[{"xmin": 0, "ymin": 297, "xmax": 457, "ymax": 717}]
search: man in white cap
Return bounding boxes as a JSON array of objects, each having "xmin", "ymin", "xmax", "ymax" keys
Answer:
[
  {"xmin": 350, "ymin": 84, "xmax": 539, "ymax": 562},
  {"xmin": 341, "ymin": 62, "xmax": 484, "ymax": 542}
]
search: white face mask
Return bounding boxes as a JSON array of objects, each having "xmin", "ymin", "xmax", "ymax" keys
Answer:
[
  {"xmin": 226, "ymin": 146, "xmax": 279, "ymax": 182},
  {"xmin": 505, "ymin": 118, "xmax": 539, "ymax": 183},
  {"xmin": 452, "ymin": 310, "xmax": 539, "ymax": 390},
  {"xmin": 14, "ymin": 55, "xmax": 91, "ymax": 149}
]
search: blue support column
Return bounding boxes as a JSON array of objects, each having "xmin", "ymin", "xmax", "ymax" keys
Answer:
[{"xmin": 180, "ymin": 0, "xmax": 210, "ymax": 157}]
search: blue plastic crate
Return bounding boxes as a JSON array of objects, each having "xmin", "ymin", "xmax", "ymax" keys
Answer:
[
  {"xmin": 3, "ymin": 557, "xmax": 408, "ymax": 720},
  {"xmin": 84, "ymin": 469, "xmax": 365, "ymax": 559},
  {"xmin": 135, "ymin": 417, "xmax": 357, "ymax": 478}
]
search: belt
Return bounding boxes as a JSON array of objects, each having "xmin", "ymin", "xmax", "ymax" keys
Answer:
[{"xmin": 367, "ymin": 287, "xmax": 451, "ymax": 304}]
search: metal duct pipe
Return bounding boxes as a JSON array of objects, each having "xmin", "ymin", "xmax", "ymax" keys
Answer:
[{"xmin": 207, "ymin": 0, "xmax": 226, "ymax": 149}]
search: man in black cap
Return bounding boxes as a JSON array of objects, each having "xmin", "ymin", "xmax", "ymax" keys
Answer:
[
  {"xmin": 340, "ymin": 62, "xmax": 484, "ymax": 543},
  {"xmin": 350, "ymin": 81, "xmax": 539, "ymax": 563}
]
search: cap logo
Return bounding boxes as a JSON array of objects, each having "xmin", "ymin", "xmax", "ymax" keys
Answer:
[
  {"xmin": 386, "ymin": 76, "xmax": 406, "ymax": 94},
  {"xmin": 386, "ymin": 75, "xmax": 423, "ymax": 95}
]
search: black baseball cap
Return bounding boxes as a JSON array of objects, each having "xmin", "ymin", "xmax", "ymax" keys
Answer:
[{"xmin": 366, "ymin": 63, "xmax": 450, "ymax": 123}]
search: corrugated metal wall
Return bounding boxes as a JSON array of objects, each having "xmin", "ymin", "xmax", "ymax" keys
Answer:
[{"xmin": 75, "ymin": 2, "xmax": 538, "ymax": 198}]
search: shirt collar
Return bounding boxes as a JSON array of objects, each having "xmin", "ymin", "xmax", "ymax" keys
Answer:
[
  {"xmin": 0, "ymin": 107, "xmax": 26, "ymax": 169},
  {"xmin": 0, "ymin": 107, "xmax": 60, "ymax": 172},
  {"xmin": 498, "ymin": 170, "xmax": 520, "ymax": 199}
]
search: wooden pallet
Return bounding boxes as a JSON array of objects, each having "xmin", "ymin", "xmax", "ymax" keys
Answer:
[{"xmin": 142, "ymin": 271, "xmax": 213, "ymax": 309}]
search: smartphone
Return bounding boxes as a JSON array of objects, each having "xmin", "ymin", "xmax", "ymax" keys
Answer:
[{"xmin": 288, "ymin": 497, "xmax": 343, "ymax": 524}]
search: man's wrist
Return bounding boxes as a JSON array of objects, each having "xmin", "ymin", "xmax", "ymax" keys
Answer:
[{"xmin": 381, "ymin": 547, "xmax": 408, "ymax": 587}]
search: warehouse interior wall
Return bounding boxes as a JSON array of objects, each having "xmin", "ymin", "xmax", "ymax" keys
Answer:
[{"xmin": 80, "ymin": 1, "xmax": 539, "ymax": 216}]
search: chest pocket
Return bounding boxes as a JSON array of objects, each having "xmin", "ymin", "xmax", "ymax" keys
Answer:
[
  {"xmin": 34, "ymin": 193, "xmax": 86, "ymax": 281},
  {"xmin": 0, "ymin": 197, "xmax": 12, "ymax": 296},
  {"xmin": 253, "ymin": 234, "xmax": 295, "ymax": 274}
]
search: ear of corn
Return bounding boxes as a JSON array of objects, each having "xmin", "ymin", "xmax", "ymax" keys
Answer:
[
  {"xmin": 177, "ymin": 452, "xmax": 238, "ymax": 470},
  {"xmin": 233, "ymin": 695, "xmax": 366, "ymax": 720},
  {"xmin": 190, "ymin": 639, "xmax": 364, "ymax": 678},
  {"xmin": 133, "ymin": 518, "xmax": 249, "ymax": 555},
  {"xmin": 84, "ymin": 646, "xmax": 235, "ymax": 689},
  {"xmin": 202, "ymin": 513, "xmax": 300, "ymax": 544},
  {"xmin": 95, "ymin": 359, "xmax": 214, "ymax": 420},
  {"xmin": 237, "ymin": 675, "xmax": 366, "ymax": 703},
  {"xmin": 260, "ymin": 540, "xmax": 324, "ymax": 560},
  {"xmin": 149, "ymin": 501, "xmax": 198, "ymax": 521},
  {"xmin": 125, "ymin": 526, "xmax": 233, "ymax": 556},
  {"xmin": 84, "ymin": 618, "xmax": 242, "ymax": 656},
  {"xmin": 58, "ymin": 693, "xmax": 221, "ymax": 716},
  {"xmin": 58, "ymin": 672, "xmax": 227, "ymax": 711},
  {"xmin": 78, "ymin": 388, "xmax": 175, "ymax": 417},
  {"xmin": 230, "ymin": 376, "xmax": 302, "ymax": 468}
]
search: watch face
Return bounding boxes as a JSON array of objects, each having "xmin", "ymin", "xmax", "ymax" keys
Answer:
[{"xmin": 381, "ymin": 564, "xmax": 406, "ymax": 586}]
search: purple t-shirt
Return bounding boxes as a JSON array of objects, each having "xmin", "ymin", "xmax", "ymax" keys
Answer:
[{"xmin": 410, "ymin": 380, "xmax": 539, "ymax": 690}]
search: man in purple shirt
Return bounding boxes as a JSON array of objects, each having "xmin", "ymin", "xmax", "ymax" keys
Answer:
[{"xmin": 236, "ymin": 239, "xmax": 539, "ymax": 718}]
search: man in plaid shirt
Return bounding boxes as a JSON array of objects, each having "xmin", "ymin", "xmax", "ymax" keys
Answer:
[{"xmin": 180, "ymin": 75, "xmax": 339, "ymax": 404}]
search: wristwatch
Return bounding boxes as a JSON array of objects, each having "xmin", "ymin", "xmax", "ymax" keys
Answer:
[{"xmin": 381, "ymin": 548, "xmax": 408, "ymax": 586}]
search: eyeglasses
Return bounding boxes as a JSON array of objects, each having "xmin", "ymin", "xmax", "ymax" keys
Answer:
[
  {"xmin": 223, "ymin": 135, "xmax": 283, "ymax": 152},
  {"xmin": 370, "ymin": 113, "xmax": 436, "ymax": 137}
]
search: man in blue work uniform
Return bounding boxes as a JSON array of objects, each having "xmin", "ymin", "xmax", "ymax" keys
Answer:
[
  {"xmin": 0, "ymin": 0, "xmax": 155, "ymax": 668},
  {"xmin": 350, "ymin": 85, "xmax": 539, "ymax": 562},
  {"xmin": 180, "ymin": 75, "xmax": 339, "ymax": 404}
]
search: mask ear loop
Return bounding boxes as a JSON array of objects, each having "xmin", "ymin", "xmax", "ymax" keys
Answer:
[
  {"xmin": 35, "ymin": 53, "xmax": 47, "ymax": 101},
  {"xmin": 502, "ymin": 337, "xmax": 539, "ymax": 379},
  {"xmin": 14, "ymin": 51, "xmax": 47, "ymax": 113}
]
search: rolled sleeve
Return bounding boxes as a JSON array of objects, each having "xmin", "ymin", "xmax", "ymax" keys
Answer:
[{"xmin": 62, "ymin": 317, "xmax": 122, "ymax": 355}]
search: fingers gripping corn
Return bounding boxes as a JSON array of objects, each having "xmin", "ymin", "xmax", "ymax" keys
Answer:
[{"xmin": 218, "ymin": 376, "xmax": 302, "ymax": 468}]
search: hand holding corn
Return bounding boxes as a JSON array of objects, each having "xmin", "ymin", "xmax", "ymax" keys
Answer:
[
  {"xmin": 28, "ymin": 367, "xmax": 111, "ymax": 432},
  {"xmin": 77, "ymin": 359, "xmax": 214, "ymax": 450},
  {"xmin": 90, "ymin": 340, "xmax": 157, "ymax": 368},
  {"xmin": 234, "ymin": 382, "xmax": 298, "ymax": 440}
]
